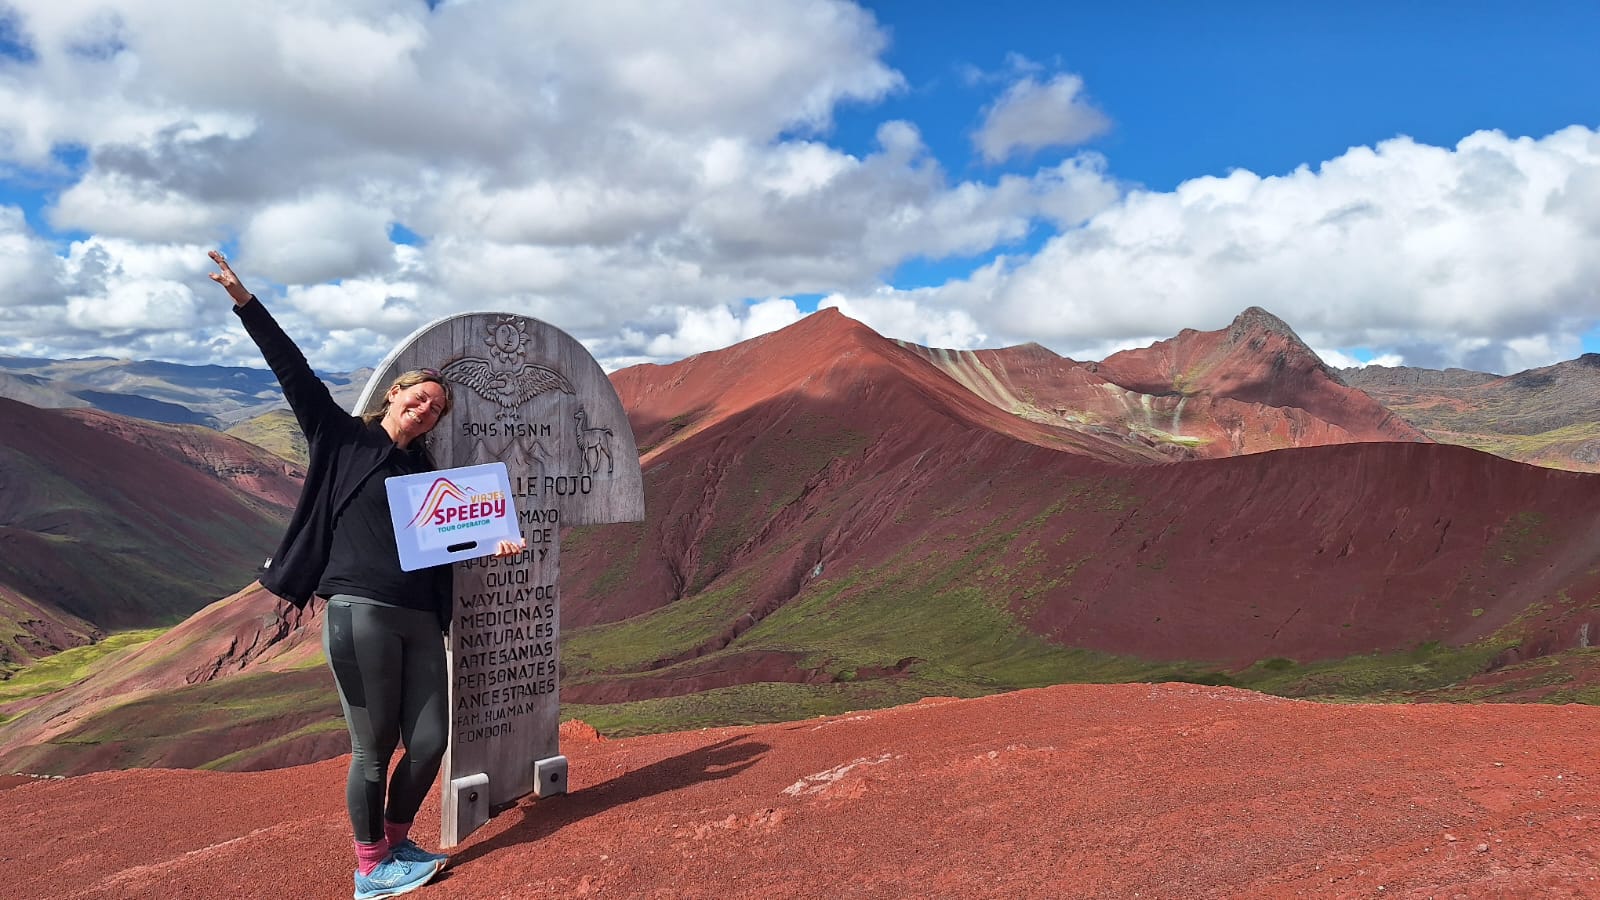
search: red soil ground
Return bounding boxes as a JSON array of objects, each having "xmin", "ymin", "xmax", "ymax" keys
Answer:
[{"xmin": 4, "ymin": 683, "xmax": 1600, "ymax": 899}]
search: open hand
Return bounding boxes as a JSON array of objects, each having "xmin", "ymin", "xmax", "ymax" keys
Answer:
[
  {"xmin": 492, "ymin": 538, "xmax": 528, "ymax": 558},
  {"xmin": 207, "ymin": 250, "xmax": 253, "ymax": 307}
]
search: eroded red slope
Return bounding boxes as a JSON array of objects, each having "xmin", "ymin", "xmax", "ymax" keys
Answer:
[
  {"xmin": 577, "ymin": 309, "xmax": 1167, "ymax": 629},
  {"xmin": 570, "ymin": 310, "xmax": 1600, "ymax": 673},
  {"xmin": 613, "ymin": 308, "xmax": 1169, "ymax": 466},
  {"xmin": 0, "ymin": 582, "xmax": 324, "ymax": 774},
  {"xmin": 61, "ymin": 409, "xmax": 304, "ymax": 510},
  {"xmin": 1090, "ymin": 306, "xmax": 1429, "ymax": 450},
  {"xmin": 974, "ymin": 441, "xmax": 1600, "ymax": 664},
  {"xmin": 0, "ymin": 583, "xmax": 98, "ymax": 666},
  {"xmin": 0, "ymin": 398, "xmax": 289, "ymax": 632},
  {"xmin": 904, "ymin": 338, "xmax": 1386, "ymax": 459}
]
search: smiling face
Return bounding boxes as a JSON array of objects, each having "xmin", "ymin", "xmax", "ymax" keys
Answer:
[{"xmin": 382, "ymin": 379, "xmax": 449, "ymax": 447}]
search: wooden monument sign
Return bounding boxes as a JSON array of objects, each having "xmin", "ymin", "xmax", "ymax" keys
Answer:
[{"xmin": 356, "ymin": 313, "xmax": 644, "ymax": 847}]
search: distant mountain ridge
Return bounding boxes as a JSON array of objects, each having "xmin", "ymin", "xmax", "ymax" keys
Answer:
[
  {"xmin": 899, "ymin": 306, "xmax": 1429, "ymax": 460},
  {"xmin": 1339, "ymin": 365, "xmax": 1500, "ymax": 390},
  {"xmin": 0, "ymin": 354, "xmax": 367, "ymax": 432},
  {"xmin": 1344, "ymin": 353, "xmax": 1600, "ymax": 471},
  {"xmin": 8, "ymin": 313, "xmax": 1600, "ymax": 472},
  {"xmin": 7, "ymin": 306, "xmax": 1600, "ymax": 778}
]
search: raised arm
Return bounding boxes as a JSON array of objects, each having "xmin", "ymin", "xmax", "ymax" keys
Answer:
[{"xmin": 207, "ymin": 251, "xmax": 344, "ymax": 438}]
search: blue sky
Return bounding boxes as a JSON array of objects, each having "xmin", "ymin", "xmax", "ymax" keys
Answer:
[
  {"xmin": 849, "ymin": 2, "xmax": 1600, "ymax": 301},
  {"xmin": 849, "ymin": 1, "xmax": 1600, "ymax": 187},
  {"xmin": 0, "ymin": 0, "xmax": 1596, "ymax": 373}
]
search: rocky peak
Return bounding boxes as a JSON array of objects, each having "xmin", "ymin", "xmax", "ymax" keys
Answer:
[
  {"xmin": 1222, "ymin": 306, "xmax": 1341, "ymax": 382},
  {"xmin": 1225, "ymin": 306, "xmax": 1301, "ymax": 345}
]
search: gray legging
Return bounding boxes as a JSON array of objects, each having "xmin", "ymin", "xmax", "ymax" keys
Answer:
[{"xmin": 322, "ymin": 596, "xmax": 450, "ymax": 844}]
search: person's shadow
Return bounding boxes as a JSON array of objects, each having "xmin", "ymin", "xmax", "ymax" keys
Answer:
[{"xmin": 442, "ymin": 734, "xmax": 769, "ymax": 870}]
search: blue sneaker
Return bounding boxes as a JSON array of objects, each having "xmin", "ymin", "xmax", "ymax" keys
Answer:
[
  {"xmin": 390, "ymin": 838, "xmax": 450, "ymax": 869},
  {"xmin": 353, "ymin": 855, "xmax": 440, "ymax": 900}
]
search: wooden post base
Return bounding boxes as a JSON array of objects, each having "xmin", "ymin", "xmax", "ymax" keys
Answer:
[
  {"xmin": 533, "ymin": 755, "xmax": 568, "ymax": 798},
  {"xmin": 442, "ymin": 773, "xmax": 490, "ymax": 848}
]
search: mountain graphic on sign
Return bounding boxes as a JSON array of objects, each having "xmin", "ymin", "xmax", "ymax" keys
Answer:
[{"xmin": 404, "ymin": 476, "xmax": 478, "ymax": 528}]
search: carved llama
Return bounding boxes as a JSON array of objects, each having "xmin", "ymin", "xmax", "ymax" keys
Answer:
[{"xmin": 574, "ymin": 406, "xmax": 614, "ymax": 475}]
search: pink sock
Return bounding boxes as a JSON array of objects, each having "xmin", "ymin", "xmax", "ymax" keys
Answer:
[
  {"xmin": 355, "ymin": 839, "xmax": 390, "ymax": 876},
  {"xmin": 384, "ymin": 820, "xmax": 412, "ymax": 848}
]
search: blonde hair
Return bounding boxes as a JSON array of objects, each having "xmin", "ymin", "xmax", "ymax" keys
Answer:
[{"xmin": 363, "ymin": 369, "xmax": 453, "ymax": 424}]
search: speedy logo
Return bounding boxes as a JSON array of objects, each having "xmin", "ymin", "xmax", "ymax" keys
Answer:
[{"xmin": 405, "ymin": 477, "xmax": 508, "ymax": 529}]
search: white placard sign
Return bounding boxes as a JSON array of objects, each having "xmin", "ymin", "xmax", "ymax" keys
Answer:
[{"xmin": 385, "ymin": 462, "xmax": 521, "ymax": 571}]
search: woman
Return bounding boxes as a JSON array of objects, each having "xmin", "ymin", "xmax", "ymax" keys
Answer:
[{"xmin": 210, "ymin": 251, "xmax": 522, "ymax": 899}]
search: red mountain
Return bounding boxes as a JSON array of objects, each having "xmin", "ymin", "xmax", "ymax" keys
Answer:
[
  {"xmin": 61, "ymin": 409, "xmax": 304, "ymax": 510},
  {"xmin": 614, "ymin": 309, "xmax": 1167, "ymax": 466},
  {"xmin": 1086, "ymin": 306, "xmax": 1429, "ymax": 454},
  {"xmin": 8, "ymin": 307, "xmax": 1600, "ymax": 778},
  {"xmin": 563, "ymin": 308, "xmax": 1600, "ymax": 681},
  {"xmin": 0, "ymin": 398, "xmax": 291, "ymax": 653},
  {"xmin": 895, "ymin": 341, "xmax": 1195, "ymax": 458}
]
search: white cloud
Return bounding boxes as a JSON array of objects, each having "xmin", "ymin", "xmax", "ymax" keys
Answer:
[
  {"xmin": 975, "ymin": 73, "xmax": 1111, "ymax": 163},
  {"xmin": 51, "ymin": 169, "xmax": 233, "ymax": 242},
  {"xmin": 284, "ymin": 278, "xmax": 423, "ymax": 335},
  {"xmin": 239, "ymin": 193, "xmax": 395, "ymax": 285},
  {"xmin": 1314, "ymin": 348, "xmax": 1406, "ymax": 370},
  {"xmin": 857, "ymin": 127, "xmax": 1600, "ymax": 373},
  {"xmin": 65, "ymin": 277, "xmax": 201, "ymax": 333},
  {"xmin": 0, "ymin": 206, "xmax": 61, "ymax": 306},
  {"xmin": 0, "ymin": 233, "xmax": 243, "ymax": 358},
  {"xmin": 641, "ymin": 298, "xmax": 807, "ymax": 360},
  {"xmin": 1497, "ymin": 333, "xmax": 1584, "ymax": 375},
  {"xmin": 822, "ymin": 286, "xmax": 987, "ymax": 349},
  {"xmin": 1033, "ymin": 155, "xmax": 1122, "ymax": 228},
  {"xmin": 1, "ymin": 0, "xmax": 1129, "ymax": 372},
  {"xmin": 0, "ymin": 3, "xmax": 908, "ymax": 357},
  {"xmin": 56, "ymin": 236, "xmax": 211, "ymax": 332},
  {"xmin": 0, "ymin": 2, "xmax": 1596, "ymax": 383}
]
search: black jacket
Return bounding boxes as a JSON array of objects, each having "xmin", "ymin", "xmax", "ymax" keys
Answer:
[{"xmin": 235, "ymin": 297, "xmax": 451, "ymax": 627}]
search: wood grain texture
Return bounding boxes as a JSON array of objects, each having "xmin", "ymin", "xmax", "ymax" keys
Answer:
[{"xmin": 355, "ymin": 312, "xmax": 644, "ymax": 846}]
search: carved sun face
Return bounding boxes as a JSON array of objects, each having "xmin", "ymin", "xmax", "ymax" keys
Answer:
[{"xmin": 486, "ymin": 316, "xmax": 531, "ymax": 364}]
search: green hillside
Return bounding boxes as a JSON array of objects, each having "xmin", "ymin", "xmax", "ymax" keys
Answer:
[{"xmin": 224, "ymin": 409, "xmax": 309, "ymax": 467}]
